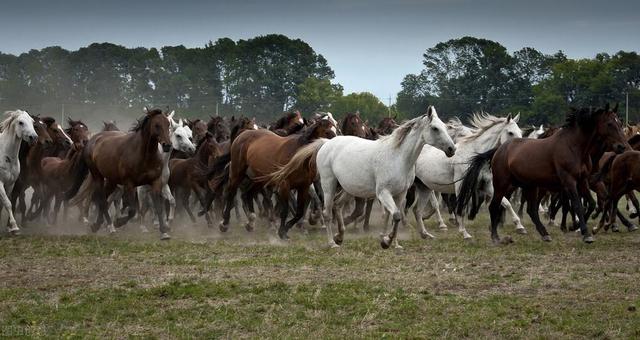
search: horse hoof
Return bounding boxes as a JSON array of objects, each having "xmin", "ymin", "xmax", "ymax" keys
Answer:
[
  {"xmin": 420, "ymin": 230, "xmax": 435, "ymax": 239},
  {"xmin": 218, "ymin": 222, "xmax": 228, "ymax": 233},
  {"xmin": 438, "ymin": 224, "xmax": 448, "ymax": 231},
  {"xmin": 515, "ymin": 226, "xmax": 527, "ymax": 234},
  {"xmin": 462, "ymin": 232, "xmax": 473, "ymax": 240},
  {"xmin": 583, "ymin": 235, "xmax": 594, "ymax": 244},
  {"xmin": 329, "ymin": 242, "xmax": 340, "ymax": 249},
  {"xmin": 629, "ymin": 225, "xmax": 639, "ymax": 232},
  {"xmin": 394, "ymin": 244, "xmax": 404, "ymax": 250},
  {"xmin": 541, "ymin": 235, "xmax": 552, "ymax": 242},
  {"xmin": 82, "ymin": 217, "xmax": 90, "ymax": 224},
  {"xmin": 501, "ymin": 235, "xmax": 514, "ymax": 244},
  {"xmin": 160, "ymin": 233, "xmax": 171, "ymax": 240},
  {"xmin": 8, "ymin": 228, "xmax": 20, "ymax": 236},
  {"xmin": 245, "ymin": 222, "xmax": 254, "ymax": 232},
  {"xmin": 106, "ymin": 224, "xmax": 116, "ymax": 234},
  {"xmin": 139, "ymin": 225, "xmax": 150, "ymax": 233},
  {"xmin": 333, "ymin": 233, "xmax": 343, "ymax": 245},
  {"xmin": 90, "ymin": 223, "xmax": 100, "ymax": 233},
  {"xmin": 612, "ymin": 225, "xmax": 620, "ymax": 233},
  {"xmin": 380, "ymin": 236, "xmax": 391, "ymax": 249}
]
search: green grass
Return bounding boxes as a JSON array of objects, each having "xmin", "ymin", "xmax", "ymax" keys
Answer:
[{"xmin": 2, "ymin": 214, "xmax": 640, "ymax": 338}]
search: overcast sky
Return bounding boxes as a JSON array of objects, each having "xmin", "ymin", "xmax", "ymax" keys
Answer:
[{"xmin": 2, "ymin": 0, "xmax": 638, "ymax": 102}]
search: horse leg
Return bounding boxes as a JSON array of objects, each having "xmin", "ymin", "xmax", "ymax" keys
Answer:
[
  {"xmin": 501, "ymin": 197, "xmax": 526, "ymax": 234},
  {"xmin": 362, "ymin": 199, "xmax": 374, "ymax": 232},
  {"xmin": 276, "ymin": 184, "xmax": 292, "ymax": 239},
  {"xmin": 283, "ymin": 187, "xmax": 311, "ymax": 238},
  {"xmin": 563, "ymin": 177, "xmax": 593, "ymax": 243},
  {"xmin": 240, "ymin": 189, "xmax": 256, "ymax": 231},
  {"xmin": 150, "ymin": 184, "xmax": 171, "ymax": 240},
  {"xmin": 161, "ymin": 184, "xmax": 176, "ymax": 222},
  {"xmin": 377, "ymin": 189, "xmax": 403, "ymax": 249},
  {"xmin": 343, "ymin": 198, "xmax": 364, "ymax": 229},
  {"xmin": 412, "ymin": 185, "xmax": 435, "ymax": 239},
  {"xmin": 320, "ymin": 176, "xmax": 339, "ymax": 247},
  {"xmin": 0, "ymin": 182, "xmax": 19, "ymax": 234},
  {"xmin": 523, "ymin": 187, "xmax": 550, "ymax": 241},
  {"xmin": 220, "ymin": 168, "xmax": 245, "ymax": 232},
  {"xmin": 182, "ymin": 190, "xmax": 197, "ymax": 223},
  {"xmin": 628, "ymin": 192, "xmax": 640, "ymax": 219},
  {"xmin": 429, "ymin": 191, "xmax": 448, "ymax": 230}
]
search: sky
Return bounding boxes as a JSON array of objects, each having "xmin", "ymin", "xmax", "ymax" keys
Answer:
[{"xmin": 1, "ymin": 0, "xmax": 639, "ymax": 102}]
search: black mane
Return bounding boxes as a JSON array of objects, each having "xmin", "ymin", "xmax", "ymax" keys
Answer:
[{"xmin": 131, "ymin": 109, "xmax": 163, "ymax": 132}]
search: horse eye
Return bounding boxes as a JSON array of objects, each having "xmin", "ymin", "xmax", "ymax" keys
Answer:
[
  {"xmin": 508, "ymin": 132, "xmax": 514, "ymax": 136},
  {"xmin": 431, "ymin": 127, "xmax": 438, "ymax": 132},
  {"xmin": 177, "ymin": 135, "xmax": 182, "ymax": 140},
  {"xmin": 19, "ymin": 121, "xmax": 24, "ymax": 126}
]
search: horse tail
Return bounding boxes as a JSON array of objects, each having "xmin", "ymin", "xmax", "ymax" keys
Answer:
[
  {"xmin": 261, "ymin": 139, "xmax": 328, "ymax": 188},
  {"xmin": 64, "ymin": 150, "xmax": 89, "ymax": 201},
  {"xmin": 455, "ymin": 147, "xmax": 498, "ymax": 218},
  {"xmin": 69, "ymin": 174, "xmax": 95, "ymax": 206},
  {"xmin": 593, "ymin": 153, "xmax": 617, "ymax": 183}
]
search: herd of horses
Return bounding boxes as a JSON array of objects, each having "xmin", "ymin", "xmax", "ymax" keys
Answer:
[{"xmin": 0, "ymin": 103, "xmax": 638, "ymax": 248}]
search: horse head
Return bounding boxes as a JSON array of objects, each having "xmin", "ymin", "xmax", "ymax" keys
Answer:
[
  {"xmin": 2, "ymin": 110, "xmax": 37, "ymax": 145},
  {"xmin": 134, "ymin": 108, "xmax": 172, "ymax": 153},
  {"xmin": 341, "ymin": 112, "xmax": 367, "ymax": 138},
  {"xmin": 30, "ymin": 114, "xmax": 53, "ymax": 146},
  {"xmin": 593, "ymin": 103, "xmax": 629, "ymax": 154},
  {"xmin": 419, "ymin": 106, "xmax": 455, "ymax": 157},
  {"xmin": 66, "ymin": 118, "xmax": 90, "ymax": 146},
  {"xmin": 498, "ymin": 113, "xmax": 523, "ymax": 145},
  {"xmin": 42, "ymin": 117, "xmax": 72, "ymax": 148},
  {"xmin": 171, "ymin": 119, "xmax": 196, "ymax": 155}
]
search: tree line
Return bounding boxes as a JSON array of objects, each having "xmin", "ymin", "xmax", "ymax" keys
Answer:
[{"xmin": 0, "ymin": 35, "xmax": 638, "ymax": 124}]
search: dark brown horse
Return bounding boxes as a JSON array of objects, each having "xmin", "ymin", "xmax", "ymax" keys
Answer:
[
  {"xmin": 341, "ymin": 112, "xmax": 367, "ymax": 138},
  {"xmin": 207, "ymin": 116, "xmax": 230, "ymax": 142},
  {"xmin": 65, "ymin": 118, "xmax": 90, "ymax": 145},
  {"xmin": 102, "ymin": 121, "xmax": 120, "ymax": 132},
  {"xmin": 186, "ymin": 119, "xmax": 207, "ymax": 144},
  {"xmin": 376, "ymin": 116, "xmax": 399, "ymax": 136},
  {"xmin": 459, "ymin": 105, "xmax": 628, "ymax": 244},
  {"xmin": 65, "ymin": 108, "xmax": 173, "ymax": 239},
  {"xmin": 40, "ymin": 143, "xmax": 85, "ymax": 224},
  {"xmin": 169, "ymin": 132, "xmax": 224, "ymax": 225},
  {"xmin": 219, "ymin": 118, "xmax": 337, "ymax": 238},
  {"xmin": 596, "ymin": 151, "xmax": 640, "ymax": 233}
]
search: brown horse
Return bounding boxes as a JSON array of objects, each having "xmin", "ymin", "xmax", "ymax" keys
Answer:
[
  {"xmin": 65, "ymin": 118, "xmax": 90, "ymax": 145},
  {"xmin": 25, "ymin": 117, "xmax": 73, "ymax": 220},
  {"xmin": 341, "ymin": 112, "xmax": 367, "ymax": 138},
  {"xmin": 186, "ymin": 119, "xmax": 207, "ymax": 144},
  {"xmin": 10, "ymin": 115, "xmax": 53, "ymax": 222},
  {"xmin": 269, "ymin": 111, "xmax": 305, "ymax": 136},
  {"xmin": 169, "ymin": 132, "xmax": 224, "ymax": 225},
  {"xmin": 596, "ymin": 151, "xmax": 640, "ymax": 233},
  {"xmin": 207, "ymin": 116, "xmax": 230, "ymax": 142},
  {"xmin": 102, "ymin": 121, "xmax": 120, "ymax": 132},
  {"xmin": 376, "ymin": 116, "xmax": 399, "ymax": 136},
  {"xmin": 459, "ymin": 105, "xmax": 628, "ymax": 244},
  {"xmin": 65, "ymin": 108, "xmax": 173, "ymax": 239},
  {"xmin": 219, "ymin": 118, "xmax": 337, "ymax": 238},
  {"xmin": 40, "ymin": 143, "xmax": 85, "ymax": 224}
]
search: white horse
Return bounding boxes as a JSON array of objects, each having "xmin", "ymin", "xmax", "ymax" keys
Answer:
[
  {"xmin": 413, "ymin": 112, "xmax": 524, "ymax": 239},
  {"xmin": 527, "ymin": 124, "xmax": 545, "ymax": 139},
  {"xmin": 137, "ymin": 112, "xmax": 196, "ymax": 231},
  {"xmin": 313, "ymin": 106, "xmax": 455, "ymax": 248},
  {"xmin": 0, "ymin": 110, "xmax": 38, "ymax": 234}
]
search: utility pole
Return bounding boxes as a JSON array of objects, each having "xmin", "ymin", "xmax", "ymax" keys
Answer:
[
  {"xmin": 388, "ymin": 95, "xmax": 392, "ymax": 117},
  {"xmin": 61, "ymin": 103, "xmax": 65, "ymax": 124},
  {"xmin": 216, "ymin": 102, "xmax": 219, "ymax": 116}
]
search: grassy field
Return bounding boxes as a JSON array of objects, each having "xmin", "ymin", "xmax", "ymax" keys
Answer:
[{"xmin": 1, "ymin": 213, "xmax": 640, "ymax": 339}]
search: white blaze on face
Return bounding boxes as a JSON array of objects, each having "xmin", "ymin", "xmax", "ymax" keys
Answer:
[
  {"xmin": 298, "ymin": 118, "xmax": 304, "ymax": 125},
  {"xmin": 253, "ymin": 124, "xmax": 259, "ymax": 130},
  {"xmin": 58, "ymin": 124, "xmax": 73, "ymax": 144},
  {"xmin": 330, "ymin": 125, "xmax": 337, "ymax": 135},
  {"xmin": 362, "ymin": 125, "xmax": 365, "ymax": 131}
]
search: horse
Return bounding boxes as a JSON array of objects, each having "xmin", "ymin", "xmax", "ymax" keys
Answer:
[
  {"xmin": 0, "ymin": 110, "xmax": 38, "ymax": 234},
  {"xmin": 65, "ymin": 118, "xmax": 91, "ymax": 145},
  {"xmin": 524, "ymin": 124, "xmax": 545, "ymax": 139},
  {"xmin": 290, "ymin": 106, "xmax": 455, "ymax": 248},
  {"xmin": 596, "ymin": 151, "xmax": 640, "ymax": 233},
  {"xmin": 207, "ymin": 116, "xmax": 230, "ymax": 142},
  {"xmin": 65, "ymin": 108, "xmax": 174, "ymax": 239},
  {"xmin": 137, "ymin": 114, "xmax": 196, "ymax": 230},
  {"xmin": 376, "ymin": 116, "xmax": 399, "ymax": 136},
  {"xmin": 463, "ymin": 105, "xmax": 627, "ymax": 244},
  {"xmin": 218, "ymin": 117, "xmax": 338, "ymax": 237},
  {"xmin": 341, "ymin": 112, "xmax": 368, "ymax": 138},
  {"xmin": 269, "ymin": 111, "xmax": 305, "ymax": 136},
  {"xmin": 186, "ymin": 119, "xmax": 207, "ymax": 144},
  {"xmin": 415, "ymin": 112, "xmax": 524, "ymax": 240},
  {"xmin": 10, "ymin": 115, "xmax": 52, "ymax": 223},
  {"xmin": 169, "ymin": 132, "xmax": 223, "ymax": 226},
  {"xmin": 102, "ymin": 121, "xmax": 119, "ymax": 132}
]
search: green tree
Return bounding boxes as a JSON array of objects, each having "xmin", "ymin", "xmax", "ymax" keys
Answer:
[
  {"xmin": 294, "ymin": 77, "xmax": 343, "ymax": 113},
  {"xmin": 332, "ymin": 92, "xmax": 389, "ymax": 121}
]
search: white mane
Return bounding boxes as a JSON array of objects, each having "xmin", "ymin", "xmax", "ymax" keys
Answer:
[
  {"xmin": 459, "ymin": 112, "xmax": 510, "ymax": 143},
  {"xmin": 0, "ymin": 110, "xmax": 28, "ymax": 133}
]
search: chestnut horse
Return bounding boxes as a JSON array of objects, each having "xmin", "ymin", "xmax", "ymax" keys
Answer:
[
  {"xmin": 207, "ymin": 116, "xmax": 230, "ymax": 142},
  {"xmin": 65, "ymin": 108, "xmax": 173, "ymax": 239},
  {"xmin": 462, "ymin": 105, "xmax": 628, "ymax": 244},
  {"xmin": 186, "ymin": 119, "xmax": 207, "ymax": 144},
  {"xmin": 219, "ymin": 118, "xmax": 337, "ymax": 238},
  {"xmin": 65, "ymin": 118, "xmax": 90, "ymax": 146},
  {"xmin": 596, "ymin": 151, "xmax": 640, "ymax": 233},
  {"xmin": 269, "ymin": 111, "xmax": 305, "ymax": 136},
  {"xmin": 40, "ymin": 143, "xmax": 85, "ymax": 224}
]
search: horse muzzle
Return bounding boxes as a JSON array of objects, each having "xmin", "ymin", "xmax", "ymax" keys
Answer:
[
  {"xmin": 445, "ymin": 145, "xmax": 456, "ymax": 157},
  {"xmin": 162, "ymin": 143, "xmax": 172, "ymax": 153},
  {"xmin": 614, "ymin": 143, "xmax": 626, "ymax": 154}
]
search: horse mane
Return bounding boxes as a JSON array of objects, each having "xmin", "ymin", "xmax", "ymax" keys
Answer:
[
  {"xmin": 538, "ymin": 126, "xmax": 558, "ymax": 139},
  {"xmin": 229, "ymin": 117, "xmax": 250, "ymax": 142},
  {"xmin": 42, "ymin": 116, "xmax": 56, "ymax": 127},
  {"xmin": 381, "ymin": 115, "xmax": 425, "ymax": 148},
  {"xmin": 563, "ymin": 107, "xmax": 599, "ymax": 130},
  {"xmin": 459, "ymin": 112, "xmax": 509, "ymax": 143},
  {"xmin": 0, "ymin": 110, "xmax": 26, "ymax": 133},
  {"xmin": 131, "ymin": 109, "xmax": 164, "ymax": 132},
  {"xmin": 521, "ymin": 126, "xmax": 534, "ymax": 137}
]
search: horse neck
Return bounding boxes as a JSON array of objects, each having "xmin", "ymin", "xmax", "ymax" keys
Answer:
[
  {"xmin": 561, "ymin": 127, "xmax": 595, "ymax": 160},
  {"xmin": 390, "ymin": 128, "xmax": 426, "ymax": 171},
  {"xmin": 460, "ymin": 124, "xmax": 504, "ymax": 154},
  {"xmin": 133, "ymin": 128, "xmax": 161, "ymax": 163},
  {"xmin": 0, "ymin": 127, "xmax": 22, "ymax": 161}
]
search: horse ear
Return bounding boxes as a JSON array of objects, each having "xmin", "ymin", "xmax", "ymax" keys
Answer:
[
  {"xmin": 513, "ymin": 113, "xmax": 520, "ymax": 123},
  {"xmin": 506, "ymin": 113, "xmax": 512, "ymax": 122},
  {"xmin": 177, "ymin": 119, "xmax": 183, "ymax": 127},
  {"xmin": 143, "ymin": 106, "xmax": 148, "ymax": 113},
  {"xmin": 168, "ymin": 110, "xmax": 175, "ymax": 119},
  {"xmin": 426, "ymin": 106, "xmax": 433, "ymax": 119},
  {"xmin": 539, "ymin": 124, "xmax": 543, "ymax": 130},
  {"xmin": 613, "ymin": 102, "xmax": 619, "ymax": 113}
]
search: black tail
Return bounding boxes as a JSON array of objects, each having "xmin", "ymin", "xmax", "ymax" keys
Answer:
[
  {"xmin": 64, "ymin": 149, "xmax": 89, "ymax": 201},
  {"xmin": 455, "ymin": 147, "xmax": 498, "ymax": 218}
]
